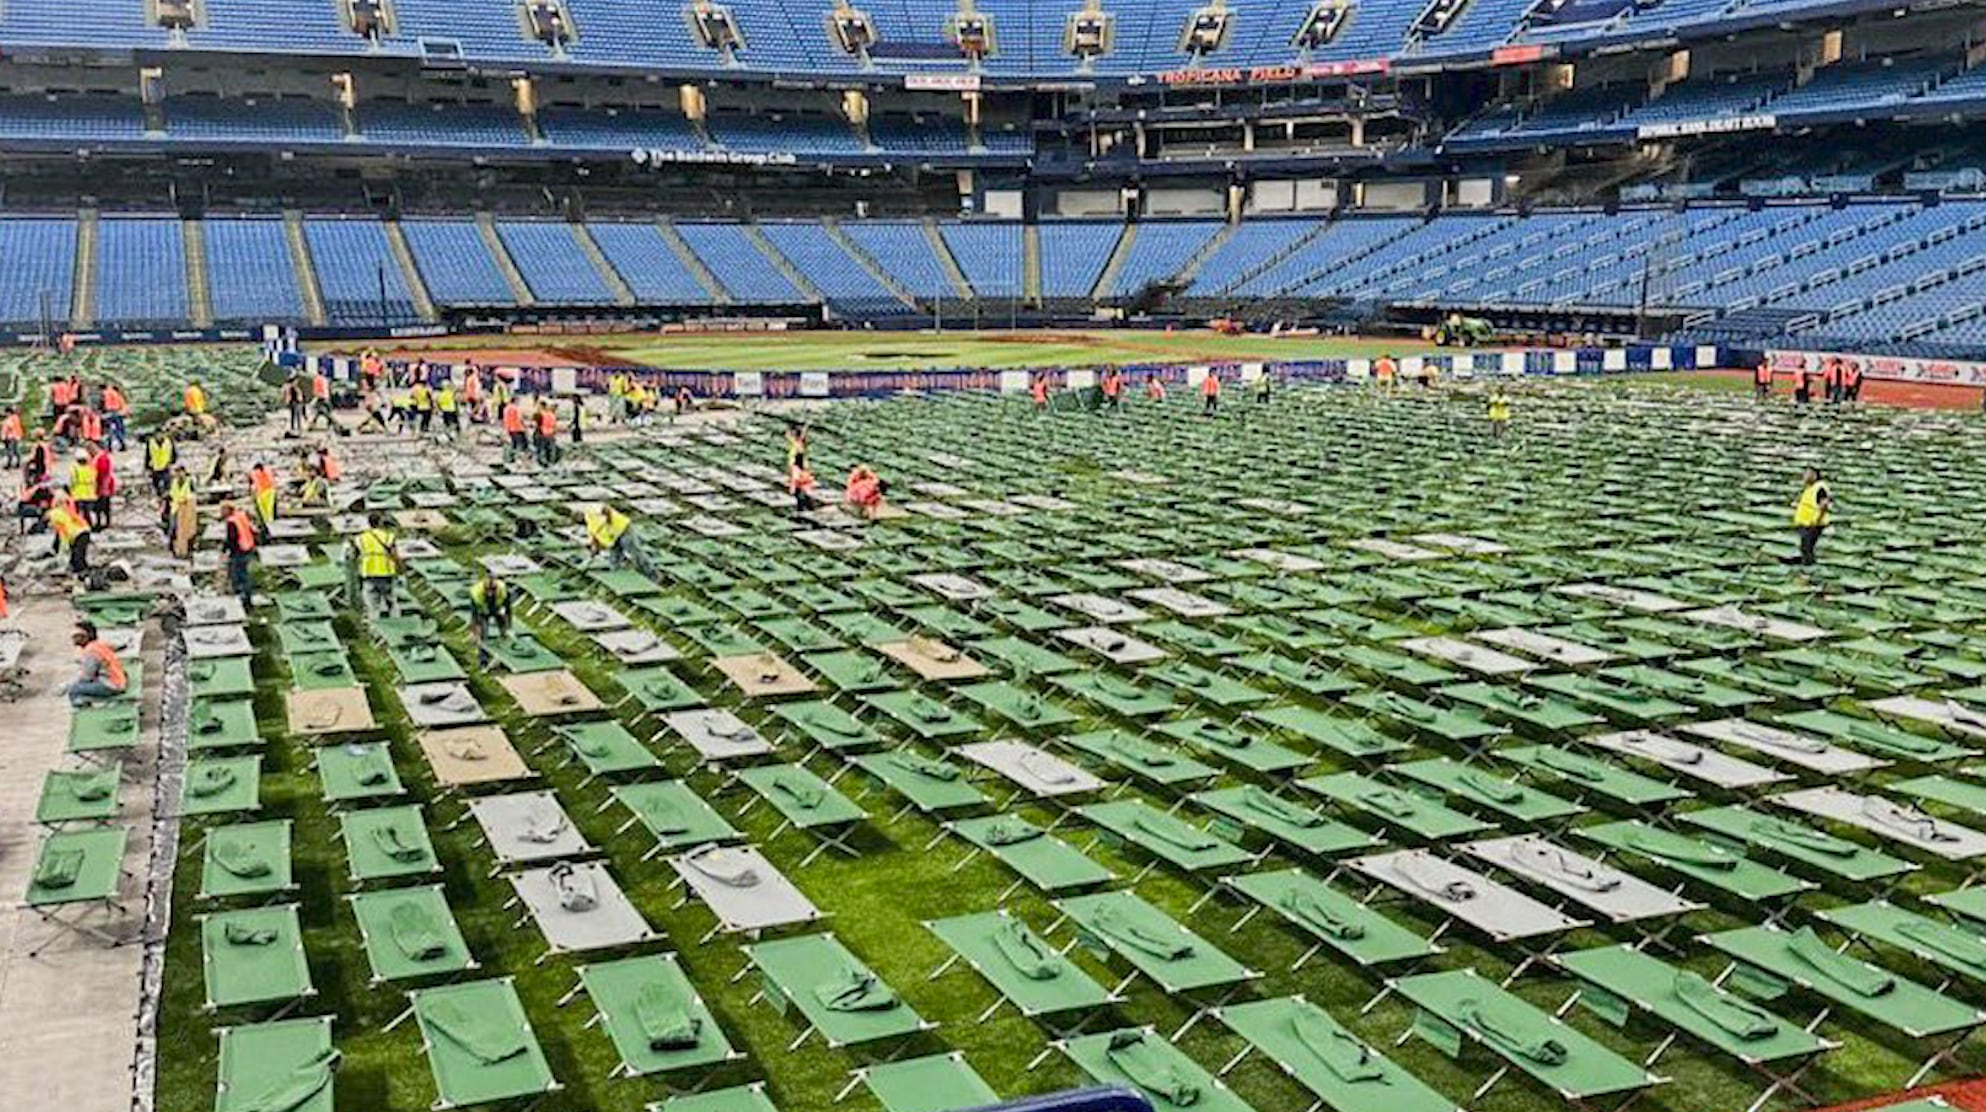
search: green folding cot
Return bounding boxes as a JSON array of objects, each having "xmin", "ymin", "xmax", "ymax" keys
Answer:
[
  {"xmin": 970, "ymin": 636, "xmax": 1080, "ymax": 677},
  {"xmin": 1676, "ymin": 657, "xmax": 1845, "ymax": 701},
  {"xmin": 338, "ymin": 804, "xmax": 441, "ymax": 882},
  {"xmin": 1393, "ymin": 968, "xmax": 1659, "ymax": 1105},
  {"xmin": 199, "ymin": 820, "xmax": 295, "ymax": 900},
  {"xmin": 1252, "ymin": 706, "xmax": 1407, "ymax": 759},
  {"xmin": 349, "ymin": 885, "xmax": 478, "ymax": 986},
  {"xmin": 734, "ymin": 763, "xmax": 868, "ymax": 865},
  {"xmin": 214, "ymin": 1015, "xmax": 337, "ymax": 1112},
  {"xmin": 616, "ymin": 665, "xmax": 706, "ymax": 714},
  {"xmin": 1895, "ymin": 774, "xmax": 1986, "ymax": 820},
  {"xmin": 1153, "ymin": 718, "xmax": 1310, "ymax": 774},
  {"xmin": 275, "ymin": 620, "xmax": 339, "ymax": 656},
  {"xmin": 274, "ymin": 590, "xmax": 336, "ymax": 622},
  {"xmin": 1499, "ymin": 746, "xmax": 1690, "ymax": 808},
  {"xmin": 1773, "ymin": 708, "xmax": 1965, "ymax": 762},
  {"xmin": 315, "ymin": 741, "xmax": 405, "ymax": 805},
  {"xmin": 1056, "ymin": 1028, "xmax": 1255, "ymax": 1112},
  {"xmin": 1679, "ymin": 806, "xmax": 1916, "ymax": 884},
  {"xmin": 1050, "ymin": 672, "xmax": 1180, "ymax": 718},
  {"xmin": 68, "ymin": 702, "xmax": 142, "ymax": 755},
  {"xmin": 1554, "ymin": 945, "xmax": 1828, "ymax": 1086},
  {"xmin": 851, "ymin": 749, "xmax": 988, "ymax": 819},
  {"xmin": 947, "ymin": 814, "xmax": 1113, "ymax": 899},
  {"xmin": 1077, "ymin": 798, "xmax": 1254, "ymax": 878},
  {"xmin": 199, "ymin": 904, "xmax": 314, "ymax": 1012},
  {"xmin": 647, "ymin": 1084, "xmax": 778, "ymax": 1112},
  {"xmin": 743, "ymin": 932, "xmax": 932, "ymax": 1051},
  {"xmin": 1228, "ymin": 652, "xmax": 1360, "ymax": 697},
  {"xmin": 592, "ymin": 568, "xmax": 664, "ymax": 597},
  {"xmin": 554, "ymin": 719, "xmax": 660, "ymax": 783},
  {"xmin": 483, "ymin": 632, "xmax": 565, "ymax": 673},
  {"xmin": 609, "ymin": 780, "xmax": 742, "ymax": 859},
  {"xmin": 1578, "ymin": 820, "xmax": 1813, "ymax": 903},
  {"xmin": 954, "ymin": 679, "xmax": 1080, "ymax": 731},
  {"xmin": 1702, "ymin": 923, "xmax": 1986, "ymax": 1085},
  {"xmin": 388, "ymin": 640, "xmax": 468, "ymax": 684},
  {"xmin": 1216, "ymin": 996, "xmax": 1459, "ymax": 1112},
  {"xmin": 182, "ymin": 755, "xmax": 262, "ymax": 817},
  {"xmin": 1329, "ymin": 644, "xmax": 1455, "ymax": 685},
  {"xmin": 287, "ymin": 649, "xmax": 358, "ymax": 690},
  {"xmin": 771, "ymin": 700, "xmax": 889, "ymax": 751},
  {"xmin": 186, "ymin": 698, "xmax": 262, "ymax": 750},
  {"xmin": 568, "ymin": 954, "xmax": 739, "ymax": 1079},
  {"xmin": 841, "ymin": 1052, "xmax": 998, "ymax": 1112},
  {"xmin": 863, "ymin": 690, "xmax": 986, "ymax": 740},
  {"xmin": 188, "ymin": 656, "xmax": 257, "ymax": 699},
  {"xmin": 801, "ymin": 649, "xmax": 905, "ymax": 694},
  {"xmin": 818, "ymin": 612, "xmax": 906, "ymax": 648},
  {"xmin": 755, "ymin": 615, "xmax": 844, "ymax": 653},
  {"xmin": 1345, "ymin": 690, "xmax": 1504, "ymax": 744},
  {"xmin": 924, "ymin": 910, "xmax": 1117, "ymax": 1026},
  {"xmin": 1445, "ymin": 683, "xmax": 1612, "ymax": 734},
  {"xmin": 1221, "ymin": 869, "xmax": 1439, "ymax": 970},
  {"xmin": 1766, "ymin": 647, "xmax": 1926, "ymax": 693},
  {"xmin": 1299, "ymin": 772, "xmax": 1492, "ymax": 840},
  {"xmin": 1063, "ymin": 729, "xmax": 1219, "ymax": 787},
  {"xmin": 1819, "ymin": 900, "xmax": 1986, "ymax": 989},
  {"xmin": 1142, "ymin": 661, "xmax": 1271, "ymax": 708},
  {"xmin": 1390, "ymin": 757, "xmax": 1585, "ymax": 824},
  {"xmin": 23, "ymin": 824, "xmax": 129, "ymax": 953},
  {"xmin": 410, "ymin": 978, "xmax": 560, "ymax": 1109},
  {"xmin": 35, "ymin": 765, "xmax": 121, "ymax": 824},
  {"xmin": 1525, "ymin": 673, "xmax": 1694, "ymax": 723},
  {"xmin": 1052, "ymin": 889, "xmax": 1256, "ymax": 1005},
  {"xmin": 1189, "ymin": 786, "xmax": 1376, "ymax": 858},
  {"xmin": 976, "ymin": 596, "xmax": 1066, "ymax": 633}
]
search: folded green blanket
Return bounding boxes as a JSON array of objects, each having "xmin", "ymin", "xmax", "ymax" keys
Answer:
[
  {"xmin": 572, "ymin": 732, "xmax": 613, "ymax": 758},
  {"xmin": 389, "ymin": 902, "xmax": 448, "ymax": 961},
  {"xmin": 194, "ymin": 714, "xmax": 227, "ymax": 736},
  {"xmin": 1092, "ymin": 906, "xmax": 1194, "ymax": 961},
  {"xmin": 1096, "ymin": 676, "xmax": 1147, "ymax": 700},
  {"xmin": 34, "ymin": 847, "xmax": 84, "ymax": 889},
  {"xmin": 187, "ymin": 764, "xmax": 238, "ymax": 797},
  {"xmin": 1460, "ymin": 998, "xmax": 1568, "ymax": 1066},
  {"xmin": 1672, "ymin": 970, "xmax": 1778, "ymax": 1042},
  {"xmin": 801, "ymin": 711, "xmax": 866, "ymax": 740},
  {"xmin": 1241, "ymin": 787, "xmax": 1322, "ymax": 828},
  {"xmin": 1847, "ymin": 722, "xmax": 1938, "ymax": 755},
  {"xmin": 1356, "ymin": 788, "xmax": 1420, "ymax": 819},
  {"xmin": 1132, "ymin": 815, "xmax": 1219, "ymax": 853},
  {"xmin": 641, "ymin": 798, "xmax": 691, "ymax": 836},
  {"xmin": 907, "ymin": 697, "xmax": 955, "ymax": 724},
  {"xmin": 1105, "ymin": 1031, "xmax": 1200, "ymax": 1106},
  {"xmin": 767, "ymin": 774, "xmax": 825, "ymax": 811},
  {"xmin": 1627, "ymin": 830, "xmax": 1737, "ymax": 871},
  {"xmin": 1110, "ymin": 738, "xmax": 1176, "ymax": 769},
  {"xmin": 212, "ymin": 839, "xmax": 272, "ymax": 879},
  {"xmin": 1897, "ymin": 919, "xmax": 1986, "ymax": 971},
  {"xmin": 1536, "ymin": 750, "xmax": 1608, "ymax": 783},
  {"xmin": 1749, "ymin": 818, "xmax": 1857, "ymax": 858},
  {"xmin": 224, "ymin": 921, "xmax": 279, "ymax": 946},
  {"xmin": 887, "ymin": 752, "xmax": 958, "ymax": 781},
  {"xmin": 425, "ymin": 1001, "xmax": 527, "ymax": 1064},
  {"xmin": 1291, "ymin": 1010, "xmax": 1387, "ymax": 1083},
  {"xmin": 1277, "ymin": 889, "xmax": 1366, "ymax": 941},
  {"xmin": 1190, "ymin": 723, "xmax": 1251, "ymax": 750},
  {"xmin": 1787, "ymin": 926, "xmax": 1893, "ymax": 997},
  {"xmin": 67, "ymin": 770, "xmax": 117, "ymax": 802},
  {"xmin": 813, "ymin": 965, "xmax": 898, "ymax": 1012},
  {"xmin": 991, "ymin": 918, "xmax": 1062, "ymax": 981},
  {"xmin": 1458, "ymin": 769, "xmax": 1524, "ymax": 804},
  {"xmin": 980, "ymin": 820, "xmax": 1043, "ymax": 847},
  {"xmin": 374, "ymin": 825, "xmax": 428, "ymax": 863},
  {"xmin": 353, "ymin": 753, "xmax": 393, "ymax": 786},
  {"xmin": 634, "ymin": 981, "xmax": 703, "ymax": 1050},
  {"xmin": 233, "ymin": 1048, "xmax": 340, "ymax": 1112}
]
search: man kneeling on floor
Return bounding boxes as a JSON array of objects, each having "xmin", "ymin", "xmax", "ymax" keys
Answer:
[{"xmin": 63, "ymin": 620, "xmax": 126, "ymax": 707}]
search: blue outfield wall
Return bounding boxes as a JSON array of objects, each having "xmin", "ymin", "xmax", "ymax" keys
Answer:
[{"xmin": 286, "ymin": 344, "xmax": 1728, "ymax": 397}]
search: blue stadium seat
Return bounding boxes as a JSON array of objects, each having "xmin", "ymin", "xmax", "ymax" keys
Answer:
[
  {"xmin": 0, "ymin": 217, "xmax": 77, "ymax": 326},
  {"xmin": 1105, "ymin": 220, "xmax": 1223, "ymax": 297},
  {"xmin": 495, "ymin": 222, "xmax": 618, "ymax": 305},
  {"xmin": 303, "ymin": 218, "xmax": 419, "ymax": 325},
  {"xmin": 674, "ymin": 222, "xmax": 805, "ymax": 302},
  {"xmin": 587, "ymin": 223, "xmax": 716, "ymax": 303},
  {"xmin": 939, "ymin": 220, "xmax": 1024, "ymax": 298},
  {"xmin": 1038, "ymin": 221, "xmax": 1121, "ymax": 298},
  {"xmin": 95, "ymin": 217, "xmax": 188, "ymax": 328},
  {"xmin": 839, "ymin": 222, "xmax": 958, "ymax": 298},
  {"xmin": 401, "ymin": 220, "xmax": 517, "ymax": 306},
  {"xmin": 204, "ymin": 217, "xmax": 306, "ymax": 323}
]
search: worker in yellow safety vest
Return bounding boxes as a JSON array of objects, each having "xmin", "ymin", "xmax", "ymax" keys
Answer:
[
  {"xmin": 468, "ymin": 569, "xmax": 513, "ymax": 667},
  {"xmin": 1487, "ymin": 389, "xmax": 1512, "ymax": 439},
  {"xmin": 1790, "ymin": 467, "xmax": 1831, "ymax": 567},
  {"xmin": 582, "ymin": 503, "xmax": 655, "ymax": 578},
  {"xmin": 435, "ymin": 381, "xmax": 459, "ymax": 438},
  {"xmin": 349, "ymin": 512, "xmax": 401, "ymax": 618},
  {"xmin": 48, "ymin": 494, "xmax": 91, "ymax": 574}
]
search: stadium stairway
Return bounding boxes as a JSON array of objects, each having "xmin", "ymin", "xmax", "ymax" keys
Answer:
[
  {"xmin": 182, "ymin": 218, "xmax": 213, "ymax": 328},
  {"xmin": 1172, "ymin": 221, "xmax": 1239, "ymax": 291},
  {"xmin": 746, "ymin": 222, "xmax": 823, "ymax": 303},
  {"xmin": 822, "ymin": 218, "xmax": 918, "ymax": 308},
  {"xmin": 923, "ymin": 217, "xmax": 975, "ymax": 299},
  {"xmin": 1212, "ymin": 219, "xmax": 1335, "ymax": 296},
  {"xmin": 283, "ymin": 210, "xmax": 329, "ymax": 327},
  {"xmin": 1091, "ymin": 223, "xmax": 1138, "ymax": 301},
  {"xmin": 475, "ymin": 214, "xmax": 535, "ymax": 307},
  {"xmin": 656, "ymin": 219, "xmax": 730, "ymax": 304},
  {"xmin": 70, "ymin": 208, "xmax": 96, "ymax": 329},
  {"xmin": 381, "ymin": 222, "xmax": 439, "ymax": 322},
  {"xmin": 1023, "ymin": 222, "xmax": 1043, "ymax": 302},
  {"xmin": 573, "ymin": 223, "xmax": 636, "ymax": 307}
]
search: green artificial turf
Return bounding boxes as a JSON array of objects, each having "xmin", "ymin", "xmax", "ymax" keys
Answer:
[{"xmin": 152, "ymin": 374, "xmax": 1986, "ymax": 1112}]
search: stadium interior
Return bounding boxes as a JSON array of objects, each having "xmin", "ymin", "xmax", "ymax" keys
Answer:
[{"xmin": 3, "ymin": 0, "xmax": 1986, "ymax": 357}]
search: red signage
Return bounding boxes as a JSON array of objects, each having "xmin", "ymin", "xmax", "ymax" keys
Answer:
[
  {"xmin": 1491, "ymin": 44, "xmax": 1547, "ymax": 66},
  {"xmin": 1154, "ymin": 59, "xmax": 1388, "ymax": 86}
]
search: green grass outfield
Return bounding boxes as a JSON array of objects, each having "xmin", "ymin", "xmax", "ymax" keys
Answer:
[{"xmin": 356, "ymin": 329, "xmax": 1448, "ymax": 373}]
